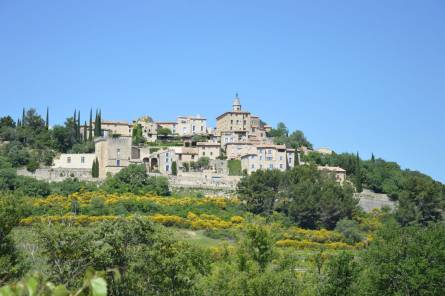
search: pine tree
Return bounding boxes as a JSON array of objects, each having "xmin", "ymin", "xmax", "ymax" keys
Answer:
[
  {"xmin": 45, "ymin": 107, "xmax": 49, "ymax": 129},
  {"xmin": 371, "ymin": 153, "xmax": 375, "ymax": 163},
  {"xmin": 89, "ymin": 108, "xmax": 93, "ymax": 141}
]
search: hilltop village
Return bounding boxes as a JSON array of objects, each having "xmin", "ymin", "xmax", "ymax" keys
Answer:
[{"xmin": 19, "ymin": 96, "xmax": 345, "ymax": 189}]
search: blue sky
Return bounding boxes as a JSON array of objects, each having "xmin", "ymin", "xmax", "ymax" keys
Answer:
[{"xmin": 0, "ymin": 0, "xmax": 444, "ymax": 182}]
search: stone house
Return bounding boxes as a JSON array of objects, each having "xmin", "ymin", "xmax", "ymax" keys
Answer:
[
  {"xmin": 53, "ymin": 153, "xmax": 95, "ymax": 169},
  {"xmin": 196, "ymin": 142, "xmax": 221, "ymax": 160},
  {"xmin": 176, "ymin": 115, "xmax": 208, "ymax": 136},
  {"xmin": 225, "ymin": 142, "xmax": 256, "ymax": 160},
  {"xmin": 317, "ymin": 165, "xmax": 346, "ymax": 184},
  {"xmin": 240, "ymin": 144, "xmax": 296, "ymax": 174}
]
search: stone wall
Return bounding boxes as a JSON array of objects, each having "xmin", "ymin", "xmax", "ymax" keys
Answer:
[
  {"xmin": 147, "ymin": 171, "xmax": 241, "ymax": 190},
  {"xmin": 17, "ymin": 167, "xmax": 96, "ymax": 182}
]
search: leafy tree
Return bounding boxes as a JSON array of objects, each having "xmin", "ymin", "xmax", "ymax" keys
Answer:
[
  {"xmin": 267, "ymin": 122, "xmax": 288, "ymax": 138},
  {"xmin": 335, "ymin": 219, "xmax": 364, "ymax": 244},
  {"xmin": 0, "ymin": 194, "xmax": 28, "ymax": 284},
  {"xmin": 0, "ymin": 116, "xmax": 15, "ymax": 128},
  {"xmin": 320, "ymin": 251, "xmax": 359, "ymax": 296},
  {"xmin": 360, "ymin": 222, "xmax": 445, "ymax": 295},
  {"xmin": 395, "ymin": 172, "xmax": 443, "ymax": 226},
  {"xmin": 197, "ymin": 157, "xmax": 210, "ymax": 170},
  {"xmin": 132, "ymin": 123, "xmax": 144, "ymax": 145},
  {"xmin": 157, "ymin": 127, "xmax": 172, "ymax": 137},
  {"xmin": 101, "ymin": 164, "xmax": 170, "ymax": 195}
]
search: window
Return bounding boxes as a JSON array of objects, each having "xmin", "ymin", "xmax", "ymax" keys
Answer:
[
  {"xmin": 202, "ymin": 152, "xmax": 206, "ymax": 156},
  {"xmin": 192, "ymin": 126, "xmax": 195, "ymax": 131},
  {"xmin": 67, "ymin": 157, "xmax": 71, "ymax": 164},
  {"xmin": 280, "ymin": 156, "xmax": 283, "ymax": 160},
  {"xmin": 251, "ymin": 164, "xmax": 255, "ymax": 169},
  {"xmin": 166, "ymin": 158, "xmax": 169, "ymax": 163},
  {"xmin": 117, "ymin": 159, "xmax": 120, "ymax": 166},
  {"xmin": 166, "ymin": 165, "xmax": 169, "ymax": 171},
  {"xmin": 260, "ymin": 156, "xmax": 263, "ymax": 160},
  {"xmin": 201, "ymin": 126, "xmax": 204, "ymax": 131},
  {"xmin": 269, "ymin": 164, "xmax": 273, "ymax": 169},
  {"xmin": 166, "ymin": 152, "xmax": 169, "ymax": 157},
  {"xmin": 231, "ymin": 120, "xmax": 233, "ymax": 124},
  {"xmin": 210, "ymin": 152, "xmax": 213, "ymax": 156},
  {"xmin": 266, "ymin": 157, "xmax": 273, "ymax": 161},
  {"xmin": 81, "ymin": 156, "xmax": 85, "ymax": 164},
  {"xmin": 268, "ymin": 149, "xmax": 272, "ymax": 154},
  {"xmin": 191, "ymin": 155, "xmax": 195, "ymax": 160},
  {"xmin": 117, "ymin": 148, "xmax": 120, "ymax": 157},
  {"xmin": 280, "ymin": 164, "xmax": 283, "ymax": 169}
]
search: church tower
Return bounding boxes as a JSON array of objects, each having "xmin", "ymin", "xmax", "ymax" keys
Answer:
[{"xmin": 232, "ymin": 93, "xmax": 241, "ymax": 111}]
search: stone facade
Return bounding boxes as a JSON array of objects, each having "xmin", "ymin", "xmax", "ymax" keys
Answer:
[
  {"xmin": 95, "ymin": 134, "xmax": 132, "ymax": 178},
  {"xmin": 240, "ymin": 144, "xmax": 295, "ymax": 174},
  {"xmin": 53, "ymin": 153, "xmax": 95, "ymax": 169},
  {"xmin": 196, "ymin": 142, "xmax": 220, "ymax": 160},
  {"xmin": 317, "ymin": 165, "xmax": 346, "ymax": 184},
  {"xmin": 176, "ymin": 115, "xmax": 208, "ymax": 136}
]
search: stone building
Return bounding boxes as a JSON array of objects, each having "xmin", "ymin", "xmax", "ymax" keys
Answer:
[
  {"xmin": 240, "ymin": 144, "xmax": 296, "ymax": 174},
  {"xmin": 53, "ymin": 153, "xmax": 95, "ymax": 169},
  {"xmin": 156, "ymin": 121, "xmax": 177, "ymax": 135},
  {"xmin": 176, "ymin": 115, "xmax": 208, "ymax": 136},
  {"xmin": 80, "ymin": 120, "xmax": 133, "ymax": 140},
  {"xmin": 317, "ymin": 165, "xmax": 346, "ymax": 184},
  {"xmin": 196, "ymin": 142, "xmax": 221, "ymax": 160},
  {"xmin": 215, "ymin": 95, "xmax": 269, "ymax": 146},
  {"xmin": 225, "ymin": 142, "xmax": 256, "ymax": 160},
  {"xmin": 95, "ymin": 134, "xmax": 133, "ymax": 178}
]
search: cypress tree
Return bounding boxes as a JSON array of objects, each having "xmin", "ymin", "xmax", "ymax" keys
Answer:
[
  {"xmin": 45, "ymin": 107, "xmax": 49, "ymax": 129},
  {"xmin": 73, "ymin": 109, "xmax": 77, "ymax": 139},
  {"xmin": 77, "ymin": 111, "xmax": 81, "ymax": 141},
  {"xmin": 83, "ymin": 120, "xmax": 87, "ymax": 142},
  {"xmin": 22, "ymin": 108, "xmax": 25, "ymax": 126},
  {"xmin": 94, "ymin": 110, "xmax": 99, "ymax": 137},
  {"xmin": 371, "ymin": 153, "xmax": 375, "ymax": 163},
  {"xmin": 98, "ymin": 109, "xmax": 102, "ymax": 136},
  {"xmin": 355, "ymin": 152, "xmax": 363, "ymax": 192},
  {"xmin": 89, "ymin": 108, "xmax": 93, "ymax": 140}
]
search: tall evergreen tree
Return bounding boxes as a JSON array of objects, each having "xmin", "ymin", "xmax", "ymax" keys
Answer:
[
  {"xmin": 21, "ymin": 108, "xmax": 25, "ymax": 126},
  {"xmin": 89, "ymin": 108, "xmax": 93, "ymax": 141},
  {"xmin": 94, "ymin": 110, "xmax": 99, "ymax": 137},
  {"xmin": 83, "ymin": 120, "xmax": 87, "ymax": 142},
  {"xmin": 354, "ymin": 152, "xmax": 363, "ymax": 192},
  {"xmin": 45, "ymin": 107, "xmax": 49, "ymax": 129},
  {"xmin": 73, "ymin": 109, "xmax": 77, "ymax": 139},
  {"xmin": 371, "ymin": 153, "xmax": 375, "ymax": 163},
  {"xmin": 77, "ymin": 111, "xmax": 81, "ymax": 141},
  {"xmin": 98, "ymin": 109, "xmax": 102, "ymax": 136}
]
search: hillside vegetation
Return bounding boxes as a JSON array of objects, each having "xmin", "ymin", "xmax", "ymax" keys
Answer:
[{"xmin": 0, "ymin": 112, "xmax": 444, "ymax": 295}]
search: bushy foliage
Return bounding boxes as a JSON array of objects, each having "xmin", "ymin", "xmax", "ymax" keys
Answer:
[
  {"xmin": 238, "ymin": 165, "xmax": 358, "ymax": 229},
  {"xmin": 359, "ymin": 222, "xmax": 445, "ymax": 295},
  {"xmin": 101, "ymin": 164, "xmax": 170, "ymax": 195}
]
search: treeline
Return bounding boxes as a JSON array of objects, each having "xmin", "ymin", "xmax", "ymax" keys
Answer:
[
  {"xmin": 237, "ymin": 165, "xmax": 358, "ymax": 230},
  {"xmin": 303, "ymin": 151, "xmax": 445, "ymax": 226},
  {"xmin": 0, "ymin": 108, "xmax": 103, "ymax": 172}
]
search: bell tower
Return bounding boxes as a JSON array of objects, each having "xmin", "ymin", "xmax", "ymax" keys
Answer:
[{"xmin": 232, "ymin": 93, "xmax": 241, "ymax": 111}]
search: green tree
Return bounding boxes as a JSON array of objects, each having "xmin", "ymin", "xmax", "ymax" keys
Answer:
[
  {"xmin": 171, "ymin": 161, "xmax": 177, "ymax": 176},
  {"xmin": 360, "ymin": 223, "xmax": 445, "ymax": 295},
  {"xmin": 89, "ymin": 108, "xmax": 93, "ymax": 141},
  {"xmin": 320, "ymin": 251, "xmax": 359, "ymax": 296},
  {"xmin": 157, "ymin": 127, "xmax": 172, "ymax": 137}
]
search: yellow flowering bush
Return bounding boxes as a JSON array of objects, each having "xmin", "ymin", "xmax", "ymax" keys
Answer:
[
  {"xmin": 30, "ymin": 192, "xmax": 238, "ymax": 209},
  {"xmin": 275, "ymin": 239, "xmax": 354, "ymax": 250},
  {"xmin": 283, "ymin": 227, "xmax": 345, "ymax": 243}
]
